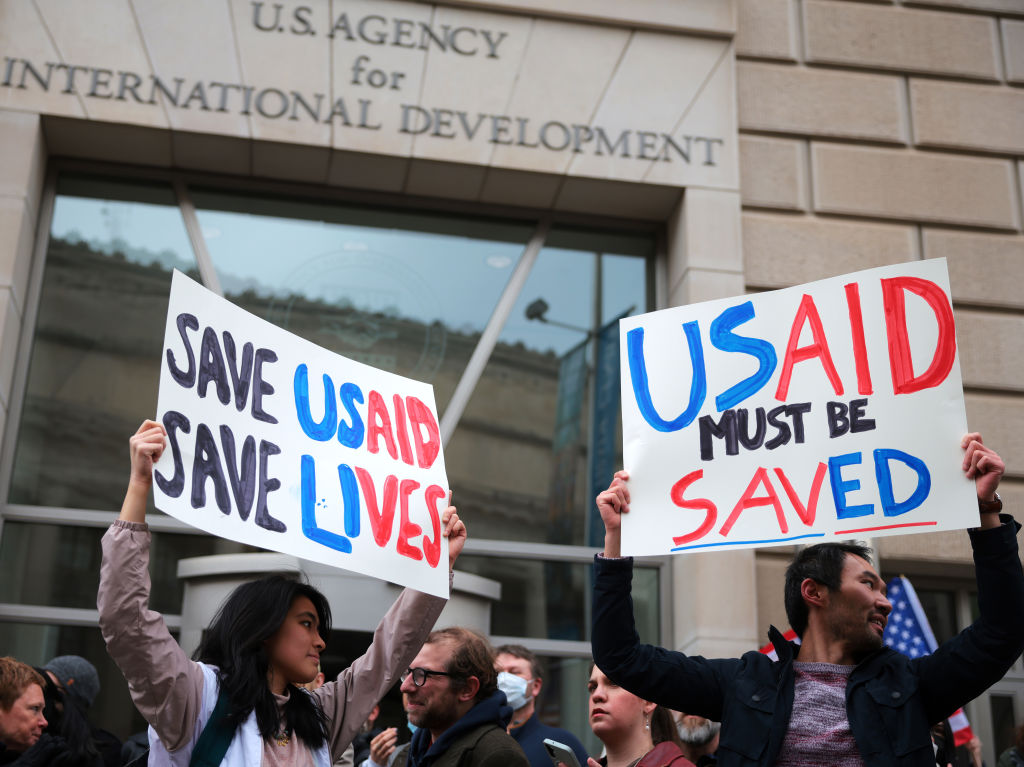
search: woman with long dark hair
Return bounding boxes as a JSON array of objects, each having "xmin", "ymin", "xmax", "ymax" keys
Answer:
[{"xmin": 98, "ymin": 420, "xmax": 466, "ymax": 767}]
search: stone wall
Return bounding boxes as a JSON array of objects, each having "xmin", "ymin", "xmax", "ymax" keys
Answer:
[{"xmin": 737, "ymin": 0, "xmax": 1024, "ymax": 628}]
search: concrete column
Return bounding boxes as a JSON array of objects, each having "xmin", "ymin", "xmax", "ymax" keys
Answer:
[
  {"xmin": 663, "ymin": 188, "xmax": 760, "ymax": 655},
  {"xmin": 0, "ymin": 109, "xmax": 46, "ymax": 458}
]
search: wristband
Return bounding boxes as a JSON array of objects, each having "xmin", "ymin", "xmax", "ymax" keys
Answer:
[{"xmin": 978, "ymin": 492, "xmax": 1002, "ymax": 514}]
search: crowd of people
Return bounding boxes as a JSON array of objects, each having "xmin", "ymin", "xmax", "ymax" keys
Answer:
[{"xmin": 1, "ymin": 425, "xmax": 1022, "ymax": 767}]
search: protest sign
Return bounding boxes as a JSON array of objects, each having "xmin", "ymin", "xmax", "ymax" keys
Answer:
[
  {"xmin": 619, "ymin": 258, "xmax": 976, "ymax": 557},
  {"xmin": 154, "ymin": 270, "xmax": 450, "ymax": 597}
]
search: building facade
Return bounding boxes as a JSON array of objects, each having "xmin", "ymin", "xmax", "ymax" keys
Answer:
[{"xmin": 0, "ymin": 0, "xmax": 1021, "ymax": 762}]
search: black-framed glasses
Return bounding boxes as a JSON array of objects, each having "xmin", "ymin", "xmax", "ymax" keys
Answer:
[{"xmin": 401, "ymin": 667, "xmax": 461, "ymax": 687}]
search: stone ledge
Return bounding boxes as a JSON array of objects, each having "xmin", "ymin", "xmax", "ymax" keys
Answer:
[
  {"xmin": 803, "ymin": 0, "xmax": 1001, "ymax": 80},
  {"xmin": 738, "ymin": 62, "xmax": 906, "ymax": 143},
  {"xmin": 811, "ymin": 144, "xmax": 1019, "ymax": 230},
  {"xmin": 911, "ymin": 80, "xmax": 1024, "ymax": 155}
]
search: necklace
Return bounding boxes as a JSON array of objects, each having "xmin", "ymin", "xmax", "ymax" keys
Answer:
[{"xmin": 275, "ymin": 728, "xmax": 291, "ymax": 747}]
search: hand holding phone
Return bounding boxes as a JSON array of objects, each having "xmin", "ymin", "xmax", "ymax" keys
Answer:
[{"xmin": 543, "ymin": 738, "xmax": 582, "ymax": 767}]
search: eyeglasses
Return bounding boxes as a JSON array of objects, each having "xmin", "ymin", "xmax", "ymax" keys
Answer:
[{"xmin": 401, "ymin": 667, "xmax": 461, "ymax": 687}]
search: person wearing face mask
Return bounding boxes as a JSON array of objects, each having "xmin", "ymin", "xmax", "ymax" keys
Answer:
[{"xmin": 495, "ymin": 645, "xmax": 588, "ymax": 767}]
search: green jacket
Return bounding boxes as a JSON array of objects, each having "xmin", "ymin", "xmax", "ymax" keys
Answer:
[{"xmin": 391, "ymin": 724, "xmax": 529, "ymax": 767}]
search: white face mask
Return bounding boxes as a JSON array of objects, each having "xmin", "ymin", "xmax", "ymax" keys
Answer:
[{"xmin": 497, "ymin": 671, "xmax": 533, "ymax": 711}]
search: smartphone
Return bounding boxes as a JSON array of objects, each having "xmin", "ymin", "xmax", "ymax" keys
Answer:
[{"xmin": 543, "ymin": 738, "xmax": 582, "ymax": 767}]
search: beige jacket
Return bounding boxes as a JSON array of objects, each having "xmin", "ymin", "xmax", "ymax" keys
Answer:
[{"xmin": 98, "ymin": 520, "xmax": 448, "ymax": 764}]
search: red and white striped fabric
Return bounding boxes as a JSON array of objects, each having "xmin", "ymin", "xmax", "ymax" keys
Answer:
[{"xmin": 758, "ymin": 628, "xmax": 800, "ymax": 660}]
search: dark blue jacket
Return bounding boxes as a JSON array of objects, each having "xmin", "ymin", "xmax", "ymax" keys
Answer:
[
  {"xmin": 592, "ymin": 516, "xmax": 1024, "ymax": 767},
  {"xmin": 509, "ymin": 713, "xmax": 587, "ymax": 767}
]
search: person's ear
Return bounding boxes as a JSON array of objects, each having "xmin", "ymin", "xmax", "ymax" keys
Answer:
[
  {"xmin": 801, "ymin": 578, "xmax": 829, "ymax": 610},
  {"xmin": 641, "ymin": 699, "xmax": 657, "ymax": 717},
  {"xmin": 457, "ymin": 676, "xmax": 481, "ymax": 702},
  {"xmin": 530, "ymin": 677, "xmax": 542, "ymax": 697}
]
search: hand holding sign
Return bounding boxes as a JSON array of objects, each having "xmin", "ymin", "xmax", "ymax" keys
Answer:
[
  {"xmin": 442, "ymin": 498, "xmax": 467, "ymax": 568},
  {"xmin": 120, "ymin": 419, "xmax": 167, "ymax": 525},
  {"xmin": 617, "ymin": 259, "xmax": 979, "ymax": 556},
  {"xmin": 152, "ymin": 271, "xmax": 454, "ymax": 596},
  {"xmin": 961, "ymin": 432, "xmax": 1005, "ymax": 530},
  {"xmin": 595, "ymin": 470, "xmax": 630, "ymax": 558}
]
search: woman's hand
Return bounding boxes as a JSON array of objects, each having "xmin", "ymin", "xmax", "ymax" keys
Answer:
[
  {"xmin": 120, "ymin": 420, "xmax": 166, "ymax": 523},
  {"xmin": 443, "ymin": 497, "xmax": 467, "ymax": 570}
]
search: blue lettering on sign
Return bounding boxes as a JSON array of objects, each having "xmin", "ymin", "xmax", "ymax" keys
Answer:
[
  {"xmin": 829, "ymin": 451, "xmax": 873, "ymax": 519},
  {"xmin": 710, "ymin": 301, "xmax": 778, "ymax": 412},
  {"xmin": 874, "ymin": 448, "xmax": 931, "ymax": 517},
  {"xmin": 627, "ymin": 322, "xmax": 707, "ymax": 432}
]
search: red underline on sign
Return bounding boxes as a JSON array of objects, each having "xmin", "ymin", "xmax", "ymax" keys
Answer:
[
  {"xmin": 671, "ymin": 533, "xmax": 826, "ymax": 552},
  {"xmin": 835, "ymin": 521, "xmax": 938, "ymax": 535}
]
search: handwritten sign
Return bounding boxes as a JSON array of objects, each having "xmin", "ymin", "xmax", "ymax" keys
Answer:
[
  {"xmin": 619, "ymin": 258, "xmax": 977, "ymax": 556},
  {"xmin": 154, "ymin": 270, "xmax": 450, "ymax": 597}
]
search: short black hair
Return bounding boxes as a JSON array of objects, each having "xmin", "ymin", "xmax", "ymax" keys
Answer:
[{"xmin": 783, "ymin": 541, "xmax": 873, "ymax": 636}]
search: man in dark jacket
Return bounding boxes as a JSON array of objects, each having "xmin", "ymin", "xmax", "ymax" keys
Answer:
[
  {"xmin": 390, "ymin": 628, "xmax": 529, "ymax": 767},
  {"xmin": 591, "ymin": 433, "xmax": 1024, "ymax": 767}
]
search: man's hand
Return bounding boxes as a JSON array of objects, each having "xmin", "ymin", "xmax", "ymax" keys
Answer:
[
  {"xmin": 962, "ymin": 432, "xmax": 1005, "ymax": 530},
  {"xmin": 369, "ymin": 727, "xmax": 398, "ymax": 767},
  {"xmin": 596, "ymin": 470, "xmax": 630, "ymax": 558}
]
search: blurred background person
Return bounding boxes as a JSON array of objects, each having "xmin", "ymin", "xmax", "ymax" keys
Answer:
[
  {"xmin": 42, "ymin": 656, "xmax": 120, "ymax": 767},
  {"xmin": 669, "ymin": 713, "xmax": 718, "ymax": 766},
  {"xmin": 496, "ymin": 645, "xmax": 587, "ymax": 767},
  {"xmin": 998, "ymin": 722, "xmax": 1024, "ymax": 767},
  {"xmin": 0, "ymin": 657, "xmax": 60, "ymax": 766}
]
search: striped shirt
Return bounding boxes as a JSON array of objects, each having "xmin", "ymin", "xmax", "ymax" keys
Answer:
[{"xmin": 775, "ymin": 662, "xmax": 862, "ymax": 767}]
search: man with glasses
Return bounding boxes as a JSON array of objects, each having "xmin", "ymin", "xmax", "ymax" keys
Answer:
[{"xmin": 389, "ymin": 628, "xmax": 529, "ymax": 767}]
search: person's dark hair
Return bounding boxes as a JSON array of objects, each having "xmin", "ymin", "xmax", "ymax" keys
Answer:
[
  {"xmin": 1015, "ymin": 722, "xmax": 1024, "ymax": 752},
  {"xmin": 35, "ymin": 667, "xmax": 100, "ymax": 767},
  {"xmin": 784, "ymin": 541, "xmax": 873, "ymax": 636},
  {"xmin": 428, "ymin": 628, "xmax": 497, "ymax": 703},
  {"xmin": 194, "ymin": 575, "xmax": 331, "ymax": 747},
  {"xmin": 495, "ymin": 643, "xmax": 543, "ymax": 681},
  {"xmin": 650, "ymin": 706, "xmax": 682, "ymax": 748}
]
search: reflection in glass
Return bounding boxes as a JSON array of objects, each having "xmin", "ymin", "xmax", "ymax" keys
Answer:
[
  {"xmin": 0, "ymin": 620, "xmax": 156, "ymax": 740},
  {"xmin": 456, "ymin": 554, "xmax": 659, "ymax": 644},
  {"xmin": 0, "ymin": 522, "xmax": 253, "ymax": 613},
  {"xmin": 447, "ymin": 228, "xmax": 652, "ymax": 546},
  {"xmin": 9, "ymin": 176, "xmax": 199, "ymax": 511},
  {"xmin": 190, "ymin": 189, "xmax": 534, "ymax": 411},
  {"xmin": 990, "ymin": 693, "xmax": 1017, "ymax": 759},
  {"xmin": 534, "ymin": 655, "xmax": 601, "ymax": 757}
]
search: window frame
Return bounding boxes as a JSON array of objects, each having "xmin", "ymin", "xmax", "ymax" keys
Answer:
[{"xmin": 0, "ymin": 157, "xmax": 671, "ymax": 651}]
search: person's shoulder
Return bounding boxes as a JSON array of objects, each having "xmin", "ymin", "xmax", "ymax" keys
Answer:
[{"xmin": 470, "ymin": 727, "xmax": 529, "ymax": 766}]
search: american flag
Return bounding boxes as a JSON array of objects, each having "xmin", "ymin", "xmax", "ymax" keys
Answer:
[{"xmin": 885, "ymin": 575, "xmax": 974, "ymax": 746}]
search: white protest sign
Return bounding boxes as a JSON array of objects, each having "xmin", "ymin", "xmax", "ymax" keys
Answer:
[
  {"xmin": 619, "ymin": 258, "xmax": 977, "ymax": 556},
  {"xmin": 154, "ymin": 270, "xmax": 450, "ymax": 597}
]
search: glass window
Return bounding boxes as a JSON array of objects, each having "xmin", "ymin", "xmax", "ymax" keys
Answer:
[
  {"xmin": 0, "ymin": 522, "xmax": 253, "ymax": 613},
  {"xmin": 915, "ymin": 588, "xmax": 958, "ymax": 644},
  {"xmin": 536, "ymin": 655, "xmax": 599, "ymax": 757},
  {"xmin": 0, "ymin": 620, "xmax": 156, "ymax": 740},
  {"xmin": 456, "ymin": 554, "xmax": 659, "ymax": 643},
  {"xmin": 190, "ymin": 188, "xmax": 534, "ymax": 407},
  {"xmin": 989, "ymin": 693, "xmax": 1017, "ymax": 759},
  {"xmin": 9, "ymin": 176, "xmax": 199, "ymax": 512},
  {"xmin": 447, "ymin": 228, "xmax": 652, "ymax": 545}
]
